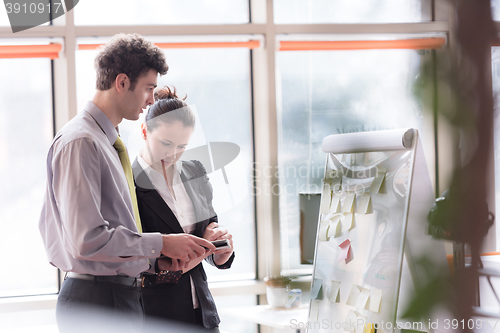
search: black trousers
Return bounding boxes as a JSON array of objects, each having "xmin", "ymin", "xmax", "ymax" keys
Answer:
[{"xmin": 56, "ymin": 277, "xmax": 143, "ymax": 333}]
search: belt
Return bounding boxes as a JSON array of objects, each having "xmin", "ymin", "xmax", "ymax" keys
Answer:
[{"xmin": 67, "ymin": 272, "xmax": 141, "ymax": 287}]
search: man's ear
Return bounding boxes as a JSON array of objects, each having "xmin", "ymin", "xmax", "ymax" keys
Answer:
[{"xmin": 115, "ymin": 73, "xmax": 130, "ymax": 93}]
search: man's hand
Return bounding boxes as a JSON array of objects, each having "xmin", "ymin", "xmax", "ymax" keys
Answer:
[{"xmin": 161, "ymin": 234, "xmax": 215, "ymax": 262}]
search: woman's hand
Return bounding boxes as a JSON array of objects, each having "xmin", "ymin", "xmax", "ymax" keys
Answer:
[{"xmin": 203, "ymin": 222, "xmax": 228, "ymax": 241}]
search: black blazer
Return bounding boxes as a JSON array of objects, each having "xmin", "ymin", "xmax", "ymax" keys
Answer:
[{"xmin": 132, "ymin": 159, "xmax": 235, "ymax": 329}]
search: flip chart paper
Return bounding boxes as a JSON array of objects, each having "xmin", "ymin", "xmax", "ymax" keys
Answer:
[
  {"xmin": 338, "ymin": 239, "xmax": 353, "ymax": 264},
  {"xmin": 329, "ymin": 218, "xmax": 342, "ymax": 239},
  {"xmin": 343, "ymin": 192, "xmax": 356, "ymax": 213},
  {"xmin": 329, "ymin": 280, "xmax": 341, "ymax": 303},
  {"xmin": 369, "ymin": 288, "xmax": 382, "ymax": 313},
  {"xmin": 356, "ymin": 193, "xmax": 373, "ymax": 214}
]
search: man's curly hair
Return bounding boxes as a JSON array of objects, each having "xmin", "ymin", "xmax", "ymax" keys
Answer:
[{"xmin": 94, "ymin": 33, "xmax": 168, "ymax": 91}]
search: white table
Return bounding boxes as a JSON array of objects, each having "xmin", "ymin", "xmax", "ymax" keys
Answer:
[{"xmin": 220, "ymin": 304, "xmax": 309, "ymax": 332}]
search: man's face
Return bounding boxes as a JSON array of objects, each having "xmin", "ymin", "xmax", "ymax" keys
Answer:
[{"xmin": 121, "ymin": 69, "xmax": 157, "ymax": 121}]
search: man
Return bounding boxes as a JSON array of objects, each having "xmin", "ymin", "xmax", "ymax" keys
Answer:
[{"xmin": 39, "ymin": 33, "xmax": 215, "ymax": 332}]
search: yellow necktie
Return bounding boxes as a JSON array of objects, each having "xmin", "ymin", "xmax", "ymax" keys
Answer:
[{"xmin": 113, "ymin": 136, "xmax": 143, "ymax": 233}]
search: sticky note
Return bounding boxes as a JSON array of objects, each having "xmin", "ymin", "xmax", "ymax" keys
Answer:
[
  {"xmin": 329, "ymin": 280, "xmax": 341, "ymax": 303},
  {"xmin": 356, "ymin": 314, "xmax": 367, "ymax": 333},
  {"xmin": 309, "ymin": 300, "xmax": 320, "ymax": 322},
  {"xmin": 356, "ymin": 193, "xmax": 373, "ymax": 214},
  {"xmin": 310, "ymin": 278, "xmax": 324, "ymax": 300},
  {"xmin": 329, "ymin": 218, "xmax": 342, "ymax": 239},
  {"xmin": 320, "ymin": 183, "xmax": 332, "ymax": 214},
  {"xmin": 318, "ymin": 222, "xmax": 330, "ymax": 242},
  {"xmin": 355, "ymin": 287, "xmax": 370, "ymax": 310},
  {"xmin": 338, "ymin": 239, "xmax": 353, "ymax": 264},
  {"xmin": 342, "ymin": 213, "xmax": 355, "ymax": 232},
  {"xmin": 343, "ymin": 192, "xmax": 356, "ymax": 213},
  {"xmin": 330, "ymin": 192, "xmax": 342, "ymax": 213},
  {"xmin": 369, "ymin": 288, "xmax": 382, "ymax": 313},
  {"xmin": 364, "ymin": 323, "xmax": 376, "ymax": 333},
  {"xmin": 346, "ymin": 285, "xmax": 361, "ymax": 306},
  {"xmin": 370, "ymin": 166, "xmax": 386, "ymax": 193},
  {"xmin": 345, "ymin": 310, "xmax": 358, "ymax": 333}
]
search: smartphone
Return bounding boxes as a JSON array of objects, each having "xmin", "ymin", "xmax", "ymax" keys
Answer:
[{"xmin": 211, "ymin": 239, "xmax": 230, "ymax": 250}]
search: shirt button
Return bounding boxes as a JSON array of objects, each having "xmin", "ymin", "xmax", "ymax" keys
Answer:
[{"xmin": 152, "ymin": 250, "xmax": 155, "ymax": 254}]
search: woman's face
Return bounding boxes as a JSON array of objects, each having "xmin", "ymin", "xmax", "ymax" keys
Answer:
[{"xmin": 142, "ymin": 120, "xmax": 194, "ymax": 169}]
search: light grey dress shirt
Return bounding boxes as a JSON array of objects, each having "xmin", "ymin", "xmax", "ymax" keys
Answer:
[{"xmin": 39, "ymin": 101, "xmax": 163, "ymax": 277}]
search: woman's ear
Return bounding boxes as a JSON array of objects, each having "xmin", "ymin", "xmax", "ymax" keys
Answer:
[{"xmin": 141, "ymin": 123, "xmax": 147, "ymax": 140}]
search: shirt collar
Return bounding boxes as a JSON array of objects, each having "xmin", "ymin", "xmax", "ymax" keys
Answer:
[
  {"xmin": 137, "ymin": 149, "xmax": 183, "ymax": 178},
  {"xmin": 83, "ymin": 101, "xmax": 118, "ymax": 145}
]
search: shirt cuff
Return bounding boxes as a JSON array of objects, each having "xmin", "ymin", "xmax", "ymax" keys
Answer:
[{"xmin": 141, "ymin": 232, "xmax": 163, "ymax": 258}]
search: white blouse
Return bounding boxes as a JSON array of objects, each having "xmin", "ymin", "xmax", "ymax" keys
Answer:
[{"xmin": 137, "ymin": 153, "xmax": 200, "ymax": 309}]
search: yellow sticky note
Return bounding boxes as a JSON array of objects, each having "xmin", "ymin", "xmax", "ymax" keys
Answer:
[
  {"xmin": 355, "ymin": 314, "xmax": 367, "ymax": 333},
  {"xmin": 355, "ymin": 287, "xmax": 370, "ymax": 310},
  {"xmin": 364, "ymin": 323, "xmax": 376, "ymax": 333},
  {"xmin": 343, "ymin": 192, "xmax": 356, "ymax": 213},
  {"xmin": 370, "ymin": 166, "xmax": 386, "ymax": 193},
  {"xmin": 318, "ymin": 222, "xmax": 330, "ymax": 242},
  {"xmin": 369, "ymin": 288, "xmax": 382, "ymax": 313},
  {"xmin": 330, "ymin": 192, "xmax": 342, "ymax": 213},
  {"xmin": 309, "ymin": 300, "xmax": 320, "ymax": 322},
  {"xmin": 356, "ymin": 193, "xmax": 373, "ymax": 214},
  {"xmin": 342, "ymin": 213, "xmax": 355, "ymax": 232},
  {"xmin": 345, "ymin": 310, "xmax": 358, "ymax": 333},
  {"xmin": 329, "ymin": 280, "xmax": 341, "ymax": 303},
  {"xmin": 310, "ymin": 278, "xmax": 324, "ymax": 300},
  {"xmin": 346, "ymin": 285, "xmax": 361, "ymax": 306},
  {"xmin": 320, "ymin": 184, "xmax": 332, "ymax": 215}
]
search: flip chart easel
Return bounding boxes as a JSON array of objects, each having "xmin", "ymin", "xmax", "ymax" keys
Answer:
[{"xmin": 307, "ymin": 128, "xmax": 448, "ymax": 333}]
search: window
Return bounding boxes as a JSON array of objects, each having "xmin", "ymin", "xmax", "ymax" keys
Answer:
[
  {"xmin": 274, "ymin": 0, "xmax": 429, "ymax": 24},
  {"xmin": 76, "ymin": 43, "xmax": 256, "ymax": 281},
  {"xmin": 0, "ymin": 56, "xmax": 58, "ymax": 297},
  {"xmin": 74, "ymin": 0, "xmax": 249, "ymax": 26},
  {"xmin": 276, "ymin": 45, "xmax": 431, "ymax": 272}
]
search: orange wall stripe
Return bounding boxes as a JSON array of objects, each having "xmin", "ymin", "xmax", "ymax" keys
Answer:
[
  {"xmin": 79, "ymin": 40, "xmax": 260, "ymax": 51},
  {"xmin": 279, "ymin": 38, "xmax": 446, "ymax": 51},
  {"xmin": 0, "ymin": 44, "xmax": 62, "ymax": 59}
]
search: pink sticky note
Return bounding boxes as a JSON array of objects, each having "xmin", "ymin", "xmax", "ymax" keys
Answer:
[{"xmin": 338, "ymin": 239, "xmax": 354, "ymax": 264}]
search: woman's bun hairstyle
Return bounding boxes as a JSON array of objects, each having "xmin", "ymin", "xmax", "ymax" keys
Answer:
[
  {"xmin": 145, "ymin": 85, "xmax": 195, "ymax": 132},
  {"xmin": 154, "ymin": 86, "xmax": 187, "ymax": 102}
]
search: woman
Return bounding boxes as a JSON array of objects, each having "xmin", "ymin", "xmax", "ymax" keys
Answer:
[{"xmin": 132, "ymin": 86, "xmax": 235, "ymax": 331}]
